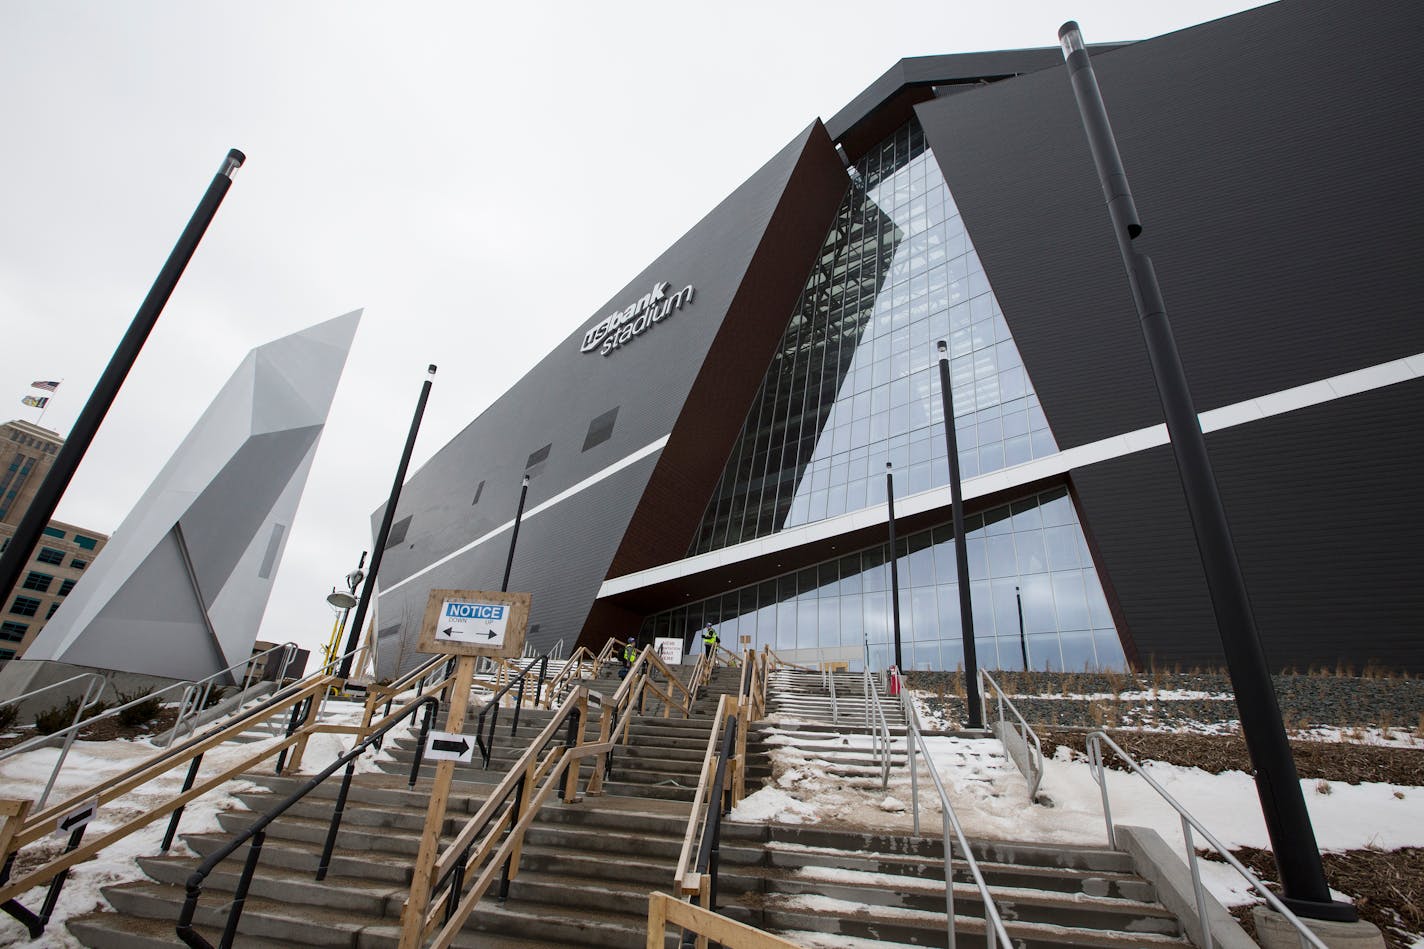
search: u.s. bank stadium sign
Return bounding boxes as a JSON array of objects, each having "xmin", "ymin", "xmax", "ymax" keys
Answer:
[{"xmin": 581, "ymin": 281, "xmax": 695, "ymax": 356}]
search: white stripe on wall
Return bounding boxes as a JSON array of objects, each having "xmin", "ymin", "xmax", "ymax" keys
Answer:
[
  {"xmin": 379, "ymin": 435, "xmax": 669, "ymax": 597},
  {"xmin": 597, "ymin": 351, "xmax": 1424, "ymax": 598}
]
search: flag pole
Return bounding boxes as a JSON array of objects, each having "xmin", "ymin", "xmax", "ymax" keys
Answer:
[{"xmin": 0, "ymin": 150, "xmax": 245, "ymax": 609}]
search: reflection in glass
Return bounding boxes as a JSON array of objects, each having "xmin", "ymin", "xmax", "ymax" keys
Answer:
[
  {"xmin": 646, "ymin": 486, "xmax": 1126, "ymax": 671},
  {"xmin": 690, "ymin": 118, "xmax": 1058, "ymax": 557}
]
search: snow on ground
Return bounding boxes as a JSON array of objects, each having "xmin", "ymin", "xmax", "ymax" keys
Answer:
[
  {"xmin": 0, "ymin": 697, "xmax": 414, "ymax": 948},
  {"xmin": 731, "ymin": 725, "xmax": 1424, "ymax": 915}
]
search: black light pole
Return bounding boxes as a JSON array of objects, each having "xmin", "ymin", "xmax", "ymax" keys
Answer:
[
  {"xmin": 1059, "ymin": 22, "xmax": 1348, "ymax": 921},
  {"xmin": 338, "ymin": 365, "xmax": 437, "ymax": 680},
  {"xmin": 0, "ymin": 149, "xmax": 246, "ymax": 603},
  {"xmin": 500, "ymin": 475, "xmax": 531, "ymax": 593},
  {"xmin": 884, "ymin": 463, "xmax": 904, "ymax": 672},
  {"xmin": 936, "ymin": 341, "xmax": 984, "ymax": 728},
  {"xmin": 1015, "ymin": 586, "xmax": 1029, "ymax": 671}
]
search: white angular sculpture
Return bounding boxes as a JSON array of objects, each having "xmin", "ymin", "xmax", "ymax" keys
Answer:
[{"xmin": 24, "ymin": 311, "xmax": 361, "ymax": 681}]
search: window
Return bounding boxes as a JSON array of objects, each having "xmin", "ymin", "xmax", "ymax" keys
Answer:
[
  {"xmin": 22, "ymin": 572, "xmax": 53, "ymax": 593},
  {"xmin": 42, "ymin": 526, "xmax": 65, "ymax": 539},
  {"xmin": 46, "ymin": 603, "xmax": 59, "ymax": 619},
  {"xmin": 525, "ymin": 444, "xmax": 551, "ymax": 469},
  {"xmin": 36, "ymin": 547, "xmax": 65, "ymax": 565},
  {"xmin": 70, "ymin": 558, "xmax": 87, "ymax": 570},
  {"xmin": 74, "ymin": 535, "xmax": 99, "ymax": 550},
  {"xmin": 471, "ymin": 481, "xmax": 485, "ymax": 505},
  {"xmin": 0, "ymin": 649, "xmax": 14, "ymax": 662},
  {"xmin": 0, "ymin": 621, "xmax": 27, "ymax": 642},
  {"xmin": 582, "ymin": 407, "xmax": 619, "ymax": 452},
  {"xmin": 58, "ymin": 579, "xmax": 76, "ymax": 596},
  {"xmin": 10, "ymin": 596, "xmax": 40, "ymax": 617},
  {"xmin": 385, "ymin": 516, "xmax": 412, "ymax": 549}
]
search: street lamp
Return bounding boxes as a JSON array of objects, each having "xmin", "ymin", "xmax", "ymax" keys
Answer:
[
  {"xmin": 1058, "ymin": 21, "xmax": 1350, "ymax": 922},
  {"xmin": 323, "ymin": 552, "xmax": 365, "ymax": 672},
  {"xmin": 884, "ymin": 463, "xmax": 904, "ymax": 672},
  {"xmin": 338, "ymin": 365, "xmax": 438, "ymax": 680},
  {"xmin": 936, "ymin": 339, "xmax": 984, "ymax": 729}
]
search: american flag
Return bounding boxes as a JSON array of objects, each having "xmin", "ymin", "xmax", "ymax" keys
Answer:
[{"xmin": 31, "ymin": 380, "xmax": 60, "ymax": 392}]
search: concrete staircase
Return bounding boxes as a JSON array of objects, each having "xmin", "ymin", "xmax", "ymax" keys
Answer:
[
  {"xmin": 62, "ymin": 660, "xmax": 1200, "ymax": 949},
  {"xmin": 66, "ymin": 663, "xmax": 743, "ymax": 948}
]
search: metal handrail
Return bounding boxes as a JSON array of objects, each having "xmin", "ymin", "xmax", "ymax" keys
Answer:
[
  {"xmin": 0, "ymin": 673, "xmax": 110, "ymax": 809},
  {"xmin": 862, "ymin": 668, "xmax": 892, "ymax": 788},
  {"xmin": 901, "ymin": 688, "xmax": 1014, "ymax": 949},
  {"xmin": 825, "ymin": 666, "xmax": 839, "ymax": 724},
  {"xmin": 175, "ymin": 692, "xmax": 440, "ymax": 948},
  {"xmin": 166, "ymin": 641, "xmax": 303, "ymax": 747},
  {"xmin": 416, "ymin": 687, "xmax": 596, "ymax": 946},
  {"xmin": 0, "ymin": 672, "xmax": 109, "ymax": 714},
  {"xmin": 473, "ymin": 651, "xmax": 552, "ymax": 768},
  {"xmin": 979, "ymin": 669, "xmax": 1044, "ymax": 801},
  {"xmin": 1086, "ymin": 730, "xmax": 1328, "ymax": 949}
]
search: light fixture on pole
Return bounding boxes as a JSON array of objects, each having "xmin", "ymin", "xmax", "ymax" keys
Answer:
[
  {"xmin": 884, "ymin": 463, "xmax": 904, "ymax": 672},
  {"xmin": 323, "ymin": 552, "xmax": 365, "ymax": 671},
  {"xmin": 1059, "ymin": 21, "xmax": 1350, "ymax": 922},
  {"xmin": 501, "ymin": 475, "xmax": 531, "ymax": 594},
  {"xmin": 936, "ymin": 339, "xmax": 983, "ymax": 729},
  {"xmin": 338, "ymin": 365, "xmax": 438, "ymax": 681},
  {"xmin": 0, "ymin": 150, "xmax": 246, "ymax": 604}
]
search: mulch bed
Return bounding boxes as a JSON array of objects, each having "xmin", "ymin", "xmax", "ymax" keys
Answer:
[
  {"xmin": 1037, "ymin": 727, "xmax": 1424, "ymax": 787},
  {"xmin": 1212, "ymin": 846, "xmax": 1424, "ymax": 949},
  {"xmin": 0, "ymin": 707, "xmax": 182, "ymax": 752}
]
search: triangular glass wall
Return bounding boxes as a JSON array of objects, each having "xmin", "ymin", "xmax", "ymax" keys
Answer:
[{"xmin": 690, "ymin": 118, "xmax": 1058, "ymax": 555}]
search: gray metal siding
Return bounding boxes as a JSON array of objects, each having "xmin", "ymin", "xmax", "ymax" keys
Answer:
[
  {"xmin": 1072, "ymin": 379, "xmax": 1424, "ymax": 671},
  {"xmin": 916, "ymin": 0, "xmax": 1424, "ymax": 450}
]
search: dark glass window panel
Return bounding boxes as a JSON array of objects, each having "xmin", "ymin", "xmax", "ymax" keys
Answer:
[
  {"xmin": 36, "ymin": 547, "xmax": 65, "ymax": 565},
  {"xmin": 22, "ymin": 572, "xmax": 53, "ymax": 593},
  {"xmin": 384, "ymin": 516, "xmax": 412, "ymax": 549},
  {"xmin": 582, "ymin": 407, "xmax": 619, "ymax": 452},
  {"xmin": 525, "ymin": 444, "xmax": 551, "ymax": 469},
  {"xmin": 42, "ymin": 526, "xmax": 65, "ymax": 539},
  {"xmin": 0, "ymin": 621, "xmax": 27, "ymax": 642},
  {"xmin": 471, "ymin": 481, "xmax": 485, "ymax": 505},
  {"xmin": 75, "ymin": 535, "xmax": 98, "ymax": 550},
  {"xmin": 58, "ymin": 579, "xmax": 76, "ymax": 597},
  {"xmin": 10, "ymin": 596, "xmax": 40, "ymax": 617},
  {"xmin": 70, "ymin": 558, "xmax": 87, "ymax": 570}
]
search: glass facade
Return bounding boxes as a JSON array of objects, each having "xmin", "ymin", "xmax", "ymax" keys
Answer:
[
  {"xmin": 660, "ymin": 119, "xmax": 1129, "ymax": 672},
  {"xmin": 690, "ymin": 118, "xmax": 1056, "ymax": 556},
  {"xmin": 648, "ymin": 486, "xmax": 1124, "ymax": 672}
]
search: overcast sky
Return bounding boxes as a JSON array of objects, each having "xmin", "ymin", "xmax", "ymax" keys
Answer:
[{"xmin": 0, "ymin": 0, "xmax": 1268, "ymax": 667}]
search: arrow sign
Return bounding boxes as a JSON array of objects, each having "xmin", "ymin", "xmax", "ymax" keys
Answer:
[
  {"xmin": 424, "ymin": 730, "xmax": 475, "ymax": 763},
  {"xmin": 55, "ymin": 797, "xmax": 98, "ymax": 837}
]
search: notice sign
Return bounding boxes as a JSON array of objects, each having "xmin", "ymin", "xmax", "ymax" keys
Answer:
[
  {"xmin": 417, "ymin": 589, "xmax": 530, "ymax": 659},
  {"xmin": 654, "ymin": 637, "xmax": 684, "ymax": 667},
  {"xmin": 439, "ymin": 599, "xmax": 510, "ymax": 646}
]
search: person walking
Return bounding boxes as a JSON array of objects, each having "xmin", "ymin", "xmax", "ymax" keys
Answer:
[{"xmin": 700, "ymin": 622, "xmax": 719, "ymax": 658}]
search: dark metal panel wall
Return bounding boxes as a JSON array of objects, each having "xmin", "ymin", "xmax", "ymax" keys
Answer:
[
  {"xmin": 1072, "ymin": 379, "xmax": 1424, "ymax": 671},
  {"xmin": 371, "ymin": 123, "xmax": 846, "ymax": 671},
  {"xmin": 916, "ymin": 0, "xmax": 1424, "ymax": 450}
]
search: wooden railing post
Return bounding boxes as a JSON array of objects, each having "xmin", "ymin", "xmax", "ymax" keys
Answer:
[{"xmin": 283, "ymin": 685, "xmax": 325, "ymax": 774}]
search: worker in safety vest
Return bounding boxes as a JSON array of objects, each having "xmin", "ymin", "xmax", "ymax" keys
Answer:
[
  {"xmin": 619, "ymin": 636, "xmax": 637, "ymax": 679},
  {"xmin": 700, "ymin": 623, "xmax": 719, "ymax": 658}
]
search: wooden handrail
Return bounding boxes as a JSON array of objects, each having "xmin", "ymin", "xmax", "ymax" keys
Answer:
[
  {"xmin": 0, "ymin": 666, "xmax": 453, "ymax": 907},
  {"xmin": 405, "ymin": 685, "xmax": 603, "ymax": 948},
  {"xmin": 648, "ymin": 891, "xmax": 800, "ymax": 949},
  {"xmin": 673, "ymin": 693, "xmax": 731, "ymax": 895}
]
